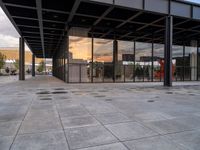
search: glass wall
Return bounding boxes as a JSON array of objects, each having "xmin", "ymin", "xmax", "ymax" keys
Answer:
[
  {"xmin": 184, "ymin": 46, "xmax": 197, "ymax": 81},
  {"xmin": 53, "ymin": 36, "xmax": 66, "ymax": 81},
  {"xmin": 117, "ymin": 40, "xmax": 134, "ymax": 82},
  {"xmin": 62, "ymin": 35, "xmax": 199, "ymax": 83},
  {"xmin": 153, "ymin": 44, "xmax": 164, "ymax": 81},
  {"xmin": 68, "ymin": 36, "xmax": 92, "ymax": 83},
  {"xmin": 172, "ymin": 45, "xmax": 184, "ymax": 81},
  {"xmin": 93, "ymin": 38, "xmax": 113, "ymax": 82},
  {"xmin": 135, "ymin": 42, "xmax": 152, "ymax": 82}
]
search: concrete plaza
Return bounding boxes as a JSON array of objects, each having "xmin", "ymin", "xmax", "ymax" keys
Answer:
[{"xmin": 0, "ymin": 76, "xmax": 200, "ymax": 150}]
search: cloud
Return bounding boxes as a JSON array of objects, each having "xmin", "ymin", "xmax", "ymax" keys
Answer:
[
  {"xmin": 0, "ymin": 7, "xmax": 30, "ymax": 51},
  {"xmin": 0, "ymin": 7, "xmax": 19, "ymax": 48},
  {"xmin": 0, "ymin": 34, "xmax": 19, "ymax": 47},
  {"xmin": 0, "ymin": 7, "xmax": 19, "ymax": 38}
]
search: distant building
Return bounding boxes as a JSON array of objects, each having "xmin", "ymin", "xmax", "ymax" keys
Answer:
[{"xmin": 0, "ymin": 48, "xmax": 52, "ymax": 73}]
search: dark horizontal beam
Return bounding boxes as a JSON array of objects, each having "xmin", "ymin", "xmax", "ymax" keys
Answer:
[{"xmin": 4, "ymin": 2, "xmax": 69, "ymax": 14}]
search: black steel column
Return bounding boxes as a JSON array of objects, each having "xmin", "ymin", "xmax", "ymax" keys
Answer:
[
  {"xmin": 183, "ymin": 45, "xmax": 185, "ymax": 81},
  {"xmin": 197, "ymin": 42, "xmax": 199, "ymax": 81},
  {"xmin": 133, "ymin": 41, "xmax": 136, "ymax": 82},
  {"xmin": 91, "ymin": 35, "xmax": 94, "ymax": 83},
  {"xmin": 67, "ymin": 35, "xmax": 69, "ymax": 83},
  {"xmin": 164, "ymin": 16, "xmax": 173, "ymax": 86},
  {"xmin": 151, "ymin": 40, "xmax": 154, "ymax": 82},
  {"xmin": 113, "ymin": 40, "xmax": 118, "ymax": 82},
  {"xmin": 19, "ymin": 37, "xmax": 25, "ymax": 80},
  {"xmin": 32, "ymin": 54, "xmax": 35, "ymax": 77}
]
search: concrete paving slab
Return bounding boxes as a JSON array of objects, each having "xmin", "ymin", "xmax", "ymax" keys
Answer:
[
  {"xmin": 78, "ymin": 142, "xmax": 128, "ymax": 150},
  {"xmin": 94, "ymin": 113, "xmax": 131, "ymax": 125},
  {"xmin": 25, "ymin": 109, "xmax": 59, "ymax": 120},
  {"xmin": 105, "ymin": 122, "xmax": 158, "ymax": 141},
  {"xmin": 65, "ymin": 125, "xmax": 118, "ymax": 149},
  {"xmin": 0, "ymin": 106, "xmax": 28, "ymax": 122},
  {"xmin": 133, "ymin": 112, "xmax": 175, "ymax": 122},
  {"xmin": 83, "ymin": 102, "xmax": 119, "ymax": 114},
  {"xmin": 145, "ymin": 116, "xmax": 200, "ymax": 134},
  {"xmin": 61, "ymin": 116, "xmax": 100, "ymax": 129},
  {"xmin": 0, "ymin": 121, "xmax": 20, "ymax": 136},
  {"xmin": 124, "ymin": 136, "xmax": 187, "ymax": 150},
  {"xmin": 19, "ymin": 118, "xmax": 62, "ymax": 134},
  {"xmin": 0, "ymin": 76, "xmax": 200, "ymax": 150},
  {"xmin": 168, "ymin": 130, "xmax": 200, "ymax": 150},
  {"xmin": 58, "ymin": 105, "xmax": 90, "ymax": 118},
  {"xmin": 11, "ymin": 131, "xmax": 69, "ymax": 150},
  {"xmin": 0, "ymin": 136, "xmax": 14, "ymax": 150}
]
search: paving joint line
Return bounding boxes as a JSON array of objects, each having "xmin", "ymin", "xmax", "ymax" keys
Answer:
[{"xmin": 9, "ymin": 94, "xmax": 36, "ymax": 150}]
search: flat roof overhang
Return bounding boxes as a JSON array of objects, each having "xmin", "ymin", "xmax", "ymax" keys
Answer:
[{"xmin": 1, "ymin": 0, "xmax": 200, "ymax": 58}]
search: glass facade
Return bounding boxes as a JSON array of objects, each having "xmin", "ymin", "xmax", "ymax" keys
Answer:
[
  {"xmin": 55, "ymin": 34, "xmax": 200, "ymax": 83},
  {"xmin": 184, "ymin": 46, "xmax": 197, "ymax": 81},
  {"xmin": 173, "ymin": 45, "xmax": 184, "ymax": 81},
  {"xmin": 172, "ymin": 44, "xmax": 198, "ymax": 81},
  {"xmin": 153, "ymin": 44, "xmax": 164, "ymax": 82},
  {"xmin": 117, "ymin": 40, "xmax": 134, "ymax": 82},
  {"xmin": 68, "ymin": 36, "xmax": 92, "ymax": 83},
  {"xmin": 93, "ymin": 38, "xmax": 113, "ymax": 82},
  {"xmin": 135, "ymin": 42, "xmax": 152, "ymax": 82}
]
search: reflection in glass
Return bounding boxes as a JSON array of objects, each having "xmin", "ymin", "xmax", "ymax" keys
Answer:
[
  {"xmin": 135, "ymin": 42, "xmax": 152, "ymax": 82},
  {"xmin": 173, "ymin": 45, "xmax": 183, "ymax": 81},
  {"xmin": 69, "ymin": 36, "xmax": 91, "ymax": 83},
  {"xmin": 117, "ymin": 40, "xmax": 134, "ymax": 82},
  {"xmin": 93, "ymin": 38, "xmax": 113, "ymax": 82},
  {"xmin": 185, "ymin": 46, "xmax": 197, "ymax": 81},
  {"xmin": 153, "ymin": 44, "xmax": 164, "ymax": 81}
]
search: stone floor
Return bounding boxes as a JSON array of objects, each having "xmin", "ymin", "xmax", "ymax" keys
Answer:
[{"xmin": 0, "ymin": 76, "xmax": 200, "ymax": 150}]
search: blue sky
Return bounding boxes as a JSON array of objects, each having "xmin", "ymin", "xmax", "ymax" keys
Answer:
[{"xmin": 185, "ymin": 0, "xmax": 200, "ymax": 3}]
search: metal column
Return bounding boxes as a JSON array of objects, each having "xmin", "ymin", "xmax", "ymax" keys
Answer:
[
  {"xmin": 197, "ymin": 41, "xmax": 199, "ymax": 81},
  {"xmin": 164, "ymin": 16, "xmax": 173, "ymax": 86},
  {"xmin": 19, "ymin": 37, "xmax": 25, "ymax": 80},
  {"xmin": 32, "ymin": 54, "xmax": 35, "ymax": 77},
  {"xmin": 151, "ymin": 40, "xmax": 154, "ymax": 82},
  {"xmin": 113, "ymin": 40, "xmax": 118, "ymax": 82}
]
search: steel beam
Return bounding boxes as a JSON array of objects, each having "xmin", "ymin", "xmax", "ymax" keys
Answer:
[
  {"xmin": 32, "ymin": 54, "xmax": 35, "ymax": 77},
  {"xmin": 164, "ymin": 16, "xmax": 173, "ymax": 86},
  {"xmin": 113, "ymin": 39, "xmax": 118, "ymax": 82},
  {"xmin": 36, "ymin": 0, "xmax": 45, "ymax": 59},
  {"xmin": 19, "ymin": 37, "xmax": 25, "ymax": 80}
]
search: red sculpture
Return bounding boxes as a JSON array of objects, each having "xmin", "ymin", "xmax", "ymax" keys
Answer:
[{"xmin": 154, "ymin": 59, "xmax": 175, "ymax": 79}]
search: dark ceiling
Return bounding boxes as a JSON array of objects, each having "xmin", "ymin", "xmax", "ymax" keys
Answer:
[{"xmin": 1, "ymin": 0, "xmax": 200, "ymax": 58}]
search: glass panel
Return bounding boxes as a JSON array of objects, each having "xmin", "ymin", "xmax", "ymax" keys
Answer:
[
  {"xmin": 173, "ymin": 45, "xmax": 183, "ymax": 81},
  {"xmin": 185, "ymin": 46, "xmax": 197, "ymax": 81},
  {"xmin": 125, "ymin": 65, "xmax": 134, "ymax": 82},
  {"xmin": 81, "ymin": 63, "xmax": 92, "ymax": 83},
  {"xmin": 135, "ymin": 42, "xmax": 152, "ymax": 82},
  {"xmin": 153, "ymin": 44, "xmax": 164, "ymax": 82},
  {"xmin": 93, "ymin": 38, "xmax": 113, "ymax": 82},
  {"xmin": 69, "ymin": 64, "xmax": 80, "ymax": 83},
  {"xmin": 117, "ymin": 40, "xmax": 134, "ymax": 82},
  {"xmin": 69, "ymin": 36, "xmax": 92, "ymax": 83}
]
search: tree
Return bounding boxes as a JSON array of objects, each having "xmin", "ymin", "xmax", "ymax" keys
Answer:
[
  {"xmin": 5, "ymin": 67, "xmax": 10, "ymax": 74},
  {"xmin": 0, "ymin": 52, "xmax": 6, "ymax": 70},
  {"xmin": 13, "ymin": 59, "xmax": 19, "ymax": 70},
  {"xmin": 37, "ymin": 61, "xmax": 45, "ymax": 73}
]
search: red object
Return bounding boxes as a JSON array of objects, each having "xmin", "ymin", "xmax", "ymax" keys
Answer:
[{"xmin": 154, "ymin": 59, "xmax": 175, "ymax": 79}]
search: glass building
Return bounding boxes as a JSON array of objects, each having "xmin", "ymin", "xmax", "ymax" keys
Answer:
[{"xmin": 1, "ymin": 0, "xmax": 200, "ymax": 86}]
